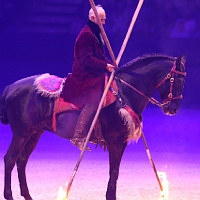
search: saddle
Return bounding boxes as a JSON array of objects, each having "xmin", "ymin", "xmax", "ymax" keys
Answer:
[
  {"xmin": 34, "ymin": 73, "xmax": 118, "ymax": 147},
  {"xmin": 34, "ymin": 74, "xmax": 142, "ymax": 145}
]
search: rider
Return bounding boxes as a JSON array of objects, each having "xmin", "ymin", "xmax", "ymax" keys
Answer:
[{"xmin": 62, "ymin": 5, "xmax": 116, "ymax": 151}]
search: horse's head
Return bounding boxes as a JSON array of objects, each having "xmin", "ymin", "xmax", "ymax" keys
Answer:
[{"xmin": 157, "ymin": 55, "xmax": 186, "ymax": 116}]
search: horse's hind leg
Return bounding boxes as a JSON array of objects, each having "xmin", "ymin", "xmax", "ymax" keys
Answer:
[
  {"xmin": 16, "ymin": 132, "xmax": 42, "ymax": 200},
  {"xmin": 4, "ymin": 135, "xmax": 30, "ymax": 200}
]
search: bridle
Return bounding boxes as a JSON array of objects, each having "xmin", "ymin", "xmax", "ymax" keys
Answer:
[
  {"xmin": 115, "ymin": 61, "xmax": 186, "ymax": 108},
  {"xmin": 156, "ymin": 61, "xmax": 186, "ymax": 103}
]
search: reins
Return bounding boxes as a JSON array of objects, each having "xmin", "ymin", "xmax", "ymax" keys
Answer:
[
  {"xmin": 116, "ymin": 77, "xmax": 165, "ymax": 108},
  {"xmin": 115, "ymin": 61, "xmax": 186, "ymax": 108}
]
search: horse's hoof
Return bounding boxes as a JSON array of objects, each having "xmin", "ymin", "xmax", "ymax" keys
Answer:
[
  {"xmin": 24, "ymin": 196, "xmax": 33, "ymax": 200},
  {"xmin": 106, "ymin": 196, "xmax": 116, "ymax": 200},
  {"xmin": 5, "ymin": 196, "xmax": 14, "ymax": 200}
]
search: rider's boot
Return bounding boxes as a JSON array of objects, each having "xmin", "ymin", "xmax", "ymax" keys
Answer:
[{"xmin": 70, "ymin": 105, "xmax": 96, "ymax": 151}]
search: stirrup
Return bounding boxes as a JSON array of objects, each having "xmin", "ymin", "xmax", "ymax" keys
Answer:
[{"xmin": 70, "ymin": 138, "xmax": 91, "ymax": 151}]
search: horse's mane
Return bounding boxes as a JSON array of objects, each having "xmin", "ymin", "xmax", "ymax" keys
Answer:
[{"xmin": 117, "ymin": 53, "xmax": 176, "ymax": 73}]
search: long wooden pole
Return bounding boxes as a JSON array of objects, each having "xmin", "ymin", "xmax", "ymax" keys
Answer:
[
  {"xmin": 65, "ymin": 0, "xmax": 144, "ymax": 198},
  {"xmin": 88, "ymin": 0, "xmax": 117, "ymax": 66},
  {"xmin": 116, "ymin": 0, "xmax": 144, "ymax": 65},
  {"xmin": 141, "ymin": 132, "xmax": 164, "ymax": 192}
]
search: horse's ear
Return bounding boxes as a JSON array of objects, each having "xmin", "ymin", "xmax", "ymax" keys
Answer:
[
  {"xmin": 181, "ymin": 55, "xmax": 186, "ymax": 65},
  {"xmin": 176, "ymin": 55, "xmax": 186, "ymax": 70}
]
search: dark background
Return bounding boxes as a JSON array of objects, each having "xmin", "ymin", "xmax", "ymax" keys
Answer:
[
  {"xmin": 0, "ymin": 0, "xmax": 199, "ymax": 110},
  {"xmin": 0, "ymin": 2, "xmax": 200, "ymax": 198},
  {"xmin": 0, "ymin": 1, "xmax": 200, "ymax": 198}
]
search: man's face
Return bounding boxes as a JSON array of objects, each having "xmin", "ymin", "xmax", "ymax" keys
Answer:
[{"xmin": 92, "ymin": 12, "xmax": 106, "ymax": 25}]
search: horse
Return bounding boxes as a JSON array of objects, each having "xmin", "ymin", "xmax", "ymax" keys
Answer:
[{"xmin": 0, "ymin": 54, "xmax": 186, "ymax": 200}]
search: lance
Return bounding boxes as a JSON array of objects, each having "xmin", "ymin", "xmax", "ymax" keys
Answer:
[
  {"xmin": 65, "ymin": 0, "xmax": 144, "ymax": 197},
  {"xmin": 141, "ymin": 132, "xmax": 164, "ymax": 192}
]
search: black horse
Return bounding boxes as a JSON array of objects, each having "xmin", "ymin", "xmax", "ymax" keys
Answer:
[{"xmin": 0, "ymin": 54, "xmax": 186, "ymax": 200}]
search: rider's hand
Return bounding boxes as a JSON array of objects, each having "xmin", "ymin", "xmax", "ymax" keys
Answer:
[{"xmin": 106, "ymin": 63, "xmax": 116, "ymax": 73}]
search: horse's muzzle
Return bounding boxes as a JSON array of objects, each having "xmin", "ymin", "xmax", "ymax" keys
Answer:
[{"xmin": 162, "ymin": 102, "xmax": 178, "ymax": 116}]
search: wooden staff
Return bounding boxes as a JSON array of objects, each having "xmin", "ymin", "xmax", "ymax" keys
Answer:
[
  {"xmin": 65, "ymin": 0, "xmax": 144, "ymax": 197},
  {"xmin": 141, "ymin": 132, "xmax": 164, "ymax": 192},
  {"xmin": 89, "ymin": 1, "xmax": 117, "ymax": 67},
  {"xmin": 116, "ymin": 0, "xmax": 144, "ymax": 65}
]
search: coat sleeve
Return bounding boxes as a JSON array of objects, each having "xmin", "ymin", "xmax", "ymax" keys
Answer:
[{"xmin": 76, "ymin": 31, "xmax": 108, "ymax": 70}]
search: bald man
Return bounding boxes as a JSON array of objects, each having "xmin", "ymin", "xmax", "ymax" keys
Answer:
[{"xmin": 62, "ymin": 5, "xmax": 115, "ymax": 151}]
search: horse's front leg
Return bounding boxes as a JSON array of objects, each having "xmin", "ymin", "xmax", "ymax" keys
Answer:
[
  {"xmin": 106, "ymin": 139, "xmax": 127, "ymax": 200},
  {"xmin": 16, "ymin": 133, "xmax": 42, "ymax": 200}
]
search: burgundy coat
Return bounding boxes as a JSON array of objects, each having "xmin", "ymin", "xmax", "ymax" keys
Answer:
[{"xmin": 62, "ymin": 24, "xmax": 111, "ymax": 108}]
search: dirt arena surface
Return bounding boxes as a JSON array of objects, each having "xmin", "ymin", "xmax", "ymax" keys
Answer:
[{"xmin": 0, "ymin": 108, "xmax": 200, "ymax": 200}]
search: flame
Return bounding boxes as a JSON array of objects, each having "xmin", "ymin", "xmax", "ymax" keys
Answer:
[
  {"xmin": 56, "ymin": 182, "xmax": 68, "ymax": 200},
  {"xmin": 157, "ymin": 171, "xmax": 169, "ymax": 200}
]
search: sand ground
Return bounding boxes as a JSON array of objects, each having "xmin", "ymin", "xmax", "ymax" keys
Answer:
[{"xmin": 0, "ymin": 108, "xmax": 200, "ymax": 200}]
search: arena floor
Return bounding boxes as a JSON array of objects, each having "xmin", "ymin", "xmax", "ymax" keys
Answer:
[{"xmin": 0, "ymin": 108, "xmax": 200, "ymax": 200}]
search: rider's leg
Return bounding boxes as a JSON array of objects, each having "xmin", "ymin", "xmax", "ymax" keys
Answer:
[{"xmin": 71, "ymin": 104, "xmax": 96, "ymax": 151}]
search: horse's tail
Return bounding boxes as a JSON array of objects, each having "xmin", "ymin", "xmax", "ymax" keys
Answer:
[{"xmin": 0, "ymin": 86, "xmax": 9, "ymax": 125}]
